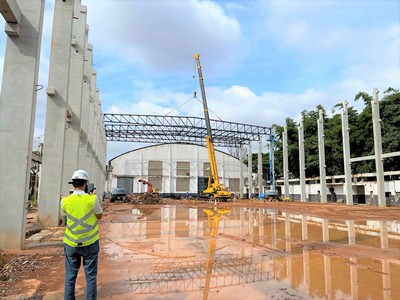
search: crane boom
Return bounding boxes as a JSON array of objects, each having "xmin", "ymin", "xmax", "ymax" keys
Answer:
[{"xmin": 194, "ymin": 54, "xmax": 231, "ymax": 200}]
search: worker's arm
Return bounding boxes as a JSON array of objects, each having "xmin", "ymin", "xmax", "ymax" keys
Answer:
[{"xmin": 94, "ymin": 197, "xmax": 103, "ymax": 220}]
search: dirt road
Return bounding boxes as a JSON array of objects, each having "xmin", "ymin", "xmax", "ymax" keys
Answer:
[{"xmin": 1, "ymin": 200, "xmax": 400, "ymax": 299}]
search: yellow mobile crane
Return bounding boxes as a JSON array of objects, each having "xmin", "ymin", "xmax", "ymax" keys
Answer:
[{"xmin": 194, "ymin": 54, "xmax": 232, "ymax": 201}]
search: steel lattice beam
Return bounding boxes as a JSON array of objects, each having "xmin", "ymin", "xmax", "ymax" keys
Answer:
[{"xmin": 103, "ymin": 114, "xmax": 271, "ymax": 147}]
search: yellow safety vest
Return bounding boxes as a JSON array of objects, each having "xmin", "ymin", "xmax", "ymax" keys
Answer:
[{"xmin": 62, "ymin": 194, "xmax": 99, "ymax": 247}]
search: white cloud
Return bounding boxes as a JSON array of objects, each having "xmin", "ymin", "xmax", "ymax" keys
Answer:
[
  {"xmin": 83, "ymin": 0, "xmax": 242, "ymax": 73},
  {"xmin": 1, "ymin": 0, "xmax": 399, "ymax": 162}
]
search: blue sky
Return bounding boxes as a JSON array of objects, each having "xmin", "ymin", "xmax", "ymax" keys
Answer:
[{"xmin": 0, "ymin": 0, "xmax": 399, "ymax": 161}]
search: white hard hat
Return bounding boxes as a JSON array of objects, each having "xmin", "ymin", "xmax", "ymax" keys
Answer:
[{"xmin": 71, "ymin": 170, "xmax": 89, "ymax": 181}]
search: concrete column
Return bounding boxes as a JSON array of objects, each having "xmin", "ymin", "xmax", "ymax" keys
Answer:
[
  {"xmin": 0, "ymin": 0, "xmax": 45, "ymax": 249},
  {"xmin": 342, "ymin": 101, "xmax": 353, "ymax": 205},
  {"xmin": 349, "ymin": 257, "xmax": 358, "ymax": 300},
  {"xmin": 258, "ymin": 209, "xmax": 264, "ymax": 245},
  {"xmin": 324, "ymin": 255, "xmax": 332, "ymax": 299},
  {"xmin": 346, "ymin": 220, "xmax": 356, "ymax": 245},
  {"xmin": 91, "ymin": 88, "xmax": 99, "ymax": 186},
  {"xmin": 239, "ymin": 146, "xmax": 244, "ymax": 199},
  {"xmin": 301, "ymin": 215, "xmax": 308, "ymax": 240},
  {"xmin": 257, "ymin": 136, "xmax": 263, "ymax": 196},
  {"xmin": 371, "ymin": 88, "xmax": 386, "ymax": 207},
  {"xmin": 248, "ymin": 142, "xmax": 252, "ymax": 198},
  {"xmin": 380, "ymin": 221, "xmax": 388, "ymax": 249},
  {"xmin": 318, "ymin": 110, "xmax": 327, "ymax": 203},
  {"xmin": 78, "ymin": 42, "xmax": 92, "ymax": 169},
  {"xmin": 86, "ymin": 69, "xmax": 96, "ymax": 180},
  {"xmin": 322, "ymin": 219, "xmax": 329, "ymax": 242},
  {"xmin": 285, "ymin": 214, "xmax": 291, "ymax": 252},
  {"xmin": 188, "ymin": 208, "xmax": 198, "ymax": 238},
  {"xmin": 283, "ymin": 125, "xmax": 289, "ymax": 199},
  {"xmin": 298, "ymin": 118, "xmax": 306, "ymax": 202},
  {"xmin": 39, "ymin": 0, "xmax": 74, "ymax": 227},
  {"xmin": 382, "ymin": 260, "xmax": 391, "ymax": 299},
  {"xmin": 270, "ymin": 211, "xmax": 277, "ymax": 248},
  {"xmin": 62, "ymin": 4, "xmax": 87, "ymax": 194},
  {"xmin": 169, "ymin": 143, "xmax": 173, "ymax": 194}
]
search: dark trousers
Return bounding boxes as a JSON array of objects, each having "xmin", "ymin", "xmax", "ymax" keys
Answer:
[{"xmin": 64, "ymin": 240, "xmax": 99, "ymax": 300}]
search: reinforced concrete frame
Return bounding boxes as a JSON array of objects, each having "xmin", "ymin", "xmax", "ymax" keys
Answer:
[
  {"xmin": 0, "ymin": 0, "xmax": 45, "ymax": 250},
  {"xmin": 0, "ymin": 0, "xmax": 107, "ymax": 250},
  {"xmin": 281, "ymin": 88, "xmax": 400, "ymax": 207},
  {"xmin": 39, "ymin": 0, "xmax": 107, "ymax": 228},
  {"xmin": 1, "ymin": 1, "xmax": 394, "ymax": 253}
]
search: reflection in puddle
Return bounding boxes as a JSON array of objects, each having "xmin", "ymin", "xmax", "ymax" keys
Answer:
[{"xmin": 103, "ymin": 205, "xmax": 400, "ymax": 299}]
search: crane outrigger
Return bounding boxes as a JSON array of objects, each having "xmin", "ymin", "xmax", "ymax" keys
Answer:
[{"xmin": 194, "ymin": 54, "xmax": 231, "ymax": 201}]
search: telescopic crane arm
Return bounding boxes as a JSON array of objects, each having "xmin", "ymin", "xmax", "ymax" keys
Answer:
[{"xmin": 194, "ymin": 54, "xmax": 231, "ymax": 200}]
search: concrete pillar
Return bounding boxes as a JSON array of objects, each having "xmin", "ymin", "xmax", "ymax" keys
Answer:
[
  {"xmin": 298, "ymin": 118, "xmax": 306, "ymax": 202},
  {"xmin": 91, "ymin": 77, "xmax": 98, "ymax": 185},
  {"xmin": 239, "ymin": 146, "xmax": 244, "ymax": 198},
  {"xmin": 346, "ymin": 220, "xmax": 356, "ymax": 245},
  {"xmin": 285, "ymin": 214, "xmax": 291, "ymax": 252},
  {"xmin": 322, "ymin": 219, "xmax": 329, "ymax": 242},
  {"xmin": 371, "ymin": 88, "xmax": 386, "ymax": 207},
  {"xmin": 283, "ymin": 124, "xmax": 289, "ymax": 199},
  {"xmin": 62, "ymin": 4, "xmax": 87, "ymax": 194},
  {"xmin": 258, "ymin": 209, "xmax": 264, "ymax": 245},
  {"xmin": 342, "ymin": 101, "xmax": 353, "ymax": 205},
  {"xmin": 318, "ymin": 110, "xmax": 327, "ymax": 203},
  {"xmin": 303, "ymin": 250, "xmax": 310, "ymax": 294},
  {"xmin": 248, "ymin": 142, "xmax": 252, "ymax": 198},
  {"xmin": 257, "ymin": 136, "xmax": 263, "ymax": 196},
  {"xmin": 169, "ymin": 143, "xmax": 173, "ymax": 194},
  {"xmin": 301, "ymin": 215, "xmax": 308, "ymax": 240},
  {"xmin": 39, "ymin": 0, "xmax": 74, "ymax": 226},
  {"xmin": 349, "ymin": 257, "xmax": 358, "ymax": 299},
  {"xmin": 86, "ymin": 69, "xmax": 96, "ymax": 182},
  {"xmin": 382, "ymin": 260, "xmax": 391, "ymax": 299},
  {"xmin": 324, "ymin": 255, "xmax": 332, "ymax": 299},
  {"xmin": 78, "ymin": 42, "xmax": 92, "ymax": 169},
  {"xmin": 0, "ymin": 0, "xmax": 45, "ymax": 249},
  {"xmin": 270, "ymin": 211, "xmax": 277, "ymax": 248},
  {"xmin": 90, "ymin": 88, "xmax": 99, "ymax": 185},
  {"xmin": 380, "ymin": 221, "xmax": 388, "ymax": 249}
]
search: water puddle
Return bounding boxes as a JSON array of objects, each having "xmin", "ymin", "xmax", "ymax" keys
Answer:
[{"xmin": 101, "ymin": 205, "xmax": 400, "ymax": 299}]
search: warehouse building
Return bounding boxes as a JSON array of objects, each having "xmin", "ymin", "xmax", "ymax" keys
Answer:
[{"xmin": 106, "ymin": 143, "xmax": 246, "ymax": 198}]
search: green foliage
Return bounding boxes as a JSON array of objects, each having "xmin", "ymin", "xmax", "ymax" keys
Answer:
[{"xmin": 264, "ymin": 87, "xmax": 400, "ymax": 178}]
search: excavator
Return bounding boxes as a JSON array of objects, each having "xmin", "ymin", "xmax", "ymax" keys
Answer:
[
  {"xmin": 194, "ymin": 54, "xmax": 232, "ymax": 201},
  {"xmin": 138, "ymin": 179, "xmax": 158, "ymax": 194}
]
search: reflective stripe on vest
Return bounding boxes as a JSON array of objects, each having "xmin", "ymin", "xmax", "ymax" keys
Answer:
[
  {"xmin": 62, "ymin": 194, "xmax": 99, "ymax": 247},
  {"xmin": 64, "ymin": 209, "xmax": 97, "ymax": 235}
]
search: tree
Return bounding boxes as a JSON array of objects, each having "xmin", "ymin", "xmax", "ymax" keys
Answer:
[{"xmin": 272, "ymin": 87, "xmax": 400, "ymax": 178}]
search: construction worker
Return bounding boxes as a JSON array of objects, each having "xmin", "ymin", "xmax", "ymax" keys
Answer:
[{"xmin": 61, "ymin": 170, "xmax": 103, "ymax": 300}]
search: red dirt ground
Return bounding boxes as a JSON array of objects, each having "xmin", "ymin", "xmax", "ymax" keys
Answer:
[{"xmin": 1, "ymin": 199, "xmax": 399, "ymax": 299}]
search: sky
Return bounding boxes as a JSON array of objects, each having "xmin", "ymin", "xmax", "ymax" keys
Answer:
[{"xmin": 0, "ymin": 0, "xmax": 399, "ymax": 161}]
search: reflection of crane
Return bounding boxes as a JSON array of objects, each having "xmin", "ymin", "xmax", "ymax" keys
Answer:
[
  {"xmin": 194, "ymin": 54, "xmax": 231, "ymax": 201},
  {"xmin": 128, "ymin": 207, "xmax": 272, "ymax": 295},
  {"xmin": 202, "ymin": 207, "xmax": 231, "ymax": 300}
]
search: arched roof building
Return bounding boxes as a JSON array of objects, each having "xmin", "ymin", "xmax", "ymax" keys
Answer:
[{"xmin": 107, "ymin": 143, "xmax": 246, "ymax": 198}]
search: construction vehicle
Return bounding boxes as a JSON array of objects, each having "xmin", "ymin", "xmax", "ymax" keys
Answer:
[
  {"xmin": 258, "ymin": 133, "xmax": 281, "ymax": 201},
  {"xmin": 137, "ymin": 179, "xmax": 160, "ymax": 204},
  {"xmin": 194, "ymin": 54, "xmax": 232, "ymax": 201},
  {"xmin": 138, "ymin": 179, "xmax": 158, "ymax": 194}
]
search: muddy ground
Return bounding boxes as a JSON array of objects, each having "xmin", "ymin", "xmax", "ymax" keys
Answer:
[{"xmin": 1, "ymin": 199, "xmax": 400, "ymax": 299}]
